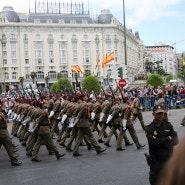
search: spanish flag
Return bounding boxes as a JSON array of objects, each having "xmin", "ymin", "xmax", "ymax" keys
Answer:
[
  {"xmin": 95, "ymin": 55, "xmax": 100, "ymax": 69},
  {"xmin": 71, "ymin": 65, "xmax": 84, "ymax": 73},
  {"xmin": 102, "ymin": 51, "xmax": 115, "ymax": 68}
]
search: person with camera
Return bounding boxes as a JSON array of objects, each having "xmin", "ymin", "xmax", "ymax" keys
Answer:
[{"xmin": 145, "ymin": 104, "xmax": 178, "ymax": 185}]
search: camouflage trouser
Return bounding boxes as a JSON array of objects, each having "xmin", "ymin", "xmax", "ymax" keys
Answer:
[{"xmin": 132, "ymin": 112, "xmax": 145, "ymax": 130}]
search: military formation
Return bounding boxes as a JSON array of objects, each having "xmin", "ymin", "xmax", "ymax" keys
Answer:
[{"xmin": 0, "ymin": 90, "xmax": 147, "ymax": 166}]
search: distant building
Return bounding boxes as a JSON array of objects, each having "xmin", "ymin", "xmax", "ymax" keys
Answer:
[
  {"xmin": 0, "ymin": 1, "xmax": 144, "ymax": 92},
  {"xmin": 145, "ymin": 43, "xmax": 177, "ymax": 75}
]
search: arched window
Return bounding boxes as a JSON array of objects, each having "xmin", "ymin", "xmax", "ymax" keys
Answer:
[
  {"xmin": 36, "ymin": 71, "xmax": 44, "ymax": 79},
  {"xmin": 48, "ymin": 71, "xmax": 56, "ymax": 79},
  {"xmin": 61, "ymin": 71, "xmax": 68, "ymax": 78}
]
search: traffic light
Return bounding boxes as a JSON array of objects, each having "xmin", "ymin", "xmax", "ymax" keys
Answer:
[{"xmin": 118, "ymin": 67, "xmax": 123, "ymax": 79}]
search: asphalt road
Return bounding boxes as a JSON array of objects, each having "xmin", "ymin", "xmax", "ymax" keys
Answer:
[{"xmin": 0, "ymin": 108, "xmax": 185, "ymax": 185}]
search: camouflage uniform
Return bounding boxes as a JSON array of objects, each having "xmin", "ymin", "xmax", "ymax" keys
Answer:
[{"xmin": 131, "ymin": 95, "xmax": 146, "ymax": 130}]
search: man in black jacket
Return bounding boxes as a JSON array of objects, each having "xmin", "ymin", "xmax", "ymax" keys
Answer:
[{"xmin": 145, "ymin": 104, "xmax": 178, "ymax": 185}]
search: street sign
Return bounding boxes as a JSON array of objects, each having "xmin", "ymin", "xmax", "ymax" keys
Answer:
[{"xmin": 118, "ymin": 78, "xmax": 126, "ymax": 87}]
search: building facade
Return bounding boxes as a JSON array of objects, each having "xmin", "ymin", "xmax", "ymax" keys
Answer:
[
  {"xmin": 0, "ymin": 2, "xmax": 144, "ymax": 92},
  {"xmin": 145, "ymin": 43, "xmax": 177, "ymax": 76}
]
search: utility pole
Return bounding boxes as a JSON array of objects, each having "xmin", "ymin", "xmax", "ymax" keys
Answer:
[{"xmin": 123, "ymin": 0, "xmax": 127, "ymax": 66}]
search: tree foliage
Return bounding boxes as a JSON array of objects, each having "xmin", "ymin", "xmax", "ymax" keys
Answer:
[
  {"xmin": 146, "ymin": 74, "xmax": 164, "ymax": 88},
  {"xmin": 82, "ymin": 75, "xmax": 100, "ymax": 94},
  {"xmin": 165, "ymin": 74, "xmax": 173, "ymax": 82},
  {"xmin": 30, "ymin": 72, "xmax": 37, "ymax": 84},
  {"xmin": 18, "ymin": 76, "xmax": 25, "ymax": 88},
  {"xmin": 50, "ymin": 78, "xmax": 73, "ymax": 94}
]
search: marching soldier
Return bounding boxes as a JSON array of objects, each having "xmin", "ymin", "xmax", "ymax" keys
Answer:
[
  {"xmin": 73, "ymin": 94, "xmax": 106, "ymax": 156},
  {"xmin": 0, "ymin": 111, "xmax": 22, "ymax": 166},
  {"xmin": 31, "ymin": 101, "xmax": 65, "ymax": 162},
  {"xmin": 104, "ymin": 98, "xmax": 126, "ymax": 150},
  {"xmin": 131, "ymin": 93, "xmax": 146, "ymax": 130},
  {"xmin": 121, "ymin": 97, "xmax": 145, "ymax": 149}
]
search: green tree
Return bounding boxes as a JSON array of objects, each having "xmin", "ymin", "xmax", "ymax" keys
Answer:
[
  {"xmin": 56, "ymin": 78, "xmax": 73, "ymax": 94},
  {"xmin": 18, "ymin": 76, "xmax": 25, "ymax": 89},
  {"xmin": 82, "ymin": 75, "xmax": 100, "ymax": 94},
  {"xmin": 57, "ymin": 72, "xmax": 62, "ymax": 80},
  {"xmin": 146, "ymin": 74, "xmax": 164, "ymax": 88},
  {"xmin": 50, "ymin": 82, "xmax": 58, "ymax": 94},
  {"xmin": 30, "ymin": 71, "xmax": 37, "ymax": 84},
  {"xmin": 165, "ymin": 74, "xmax": 173, "ymax": 82},
  {"xmin": 177, "ymin": 71, "xmax": 183, "ymax": 79}
]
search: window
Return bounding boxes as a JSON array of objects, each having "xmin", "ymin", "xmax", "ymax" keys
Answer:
[
  {"xmin": 11, "ymin": 51, "xmax": 16, "ymax": 58},
  {"xmin": 61, "ymin": 58, "xmax": 66, "ymax": 64},
  {"xmin": 3, "ymin": 59, "xmax": 7, "ymax": 65},
  {"xmin": 24, "ymin": 43, "xmax": 28, "ymax": 49},
  {"xmin": 37, "ymin": 50, "xmax": 42, "ymax": 57},
  {"xmin": 23, "ymin": 34, "xmax": 28, "ymax": 41},
  {"xmin": 106, "ymin": 42, "xmax": 111, "ymax": 50},
  {"xmin": 25, "ymin": 73, "xmax": 30, "ymax": 80},
  {"xmin": 60, "ymin": 42, "xmax": 66, "ymax": 49},
  {"xmin": 73, "ymin": 50, "xmax": 77, "ymax": 57},
  {"xmin": 48, "ymin": 43, "xmax": 53, "ymax": 50},
  {"xmin": 5, "ymin": 72, "xmax": 9, "ymax": 80},
  {"xmin": 12, "ymin": 59, "xmax": 17, "ymax": 65},
  {"xmin": 12, "ymin": 72, "xmax": 17, "ymax": 79},
  {"xmin": 36, "ymin": 42, "xmax": 42, "ymax": 49},
  {"xmin": 48, "ymin": 34, "xmax": 53, "ymax": 41},
  {"xmin": 48, "ymin": 71, "xmax": 56, "ymax": 79},
  {"xmin": 24, "ymin": 51, "xmax": 29, "ymax": 57},
  {"xmin": 49, "ymin": 50, "xmax": 54, "ymax": 57},
  {"xmin": 49, "ymin": 58, "xmax": 54, "ymax": 63},
  {"xmin": 25, "ymin": 59, "xmax": 29, "ymax": 65},
  {"xmin": 72, "ymin": 43, "xmax": 77, "ymax": 49},
  {"xmin": 73, "ymin": 58, "xmax": 78, "ymax": 63},
  {"xmin": 10, "ymin": 42, "xmax": 16, "ymax": 50},
  {"xmin": 61, "ymin": 50, "xmax": 66, "ymax": 57},
  {"xmin": 83, "ymin": 34, "xmax": 88, "ymax": 40},
  {"xmin": 38, "ymin": 58, "xmax": 42, "ymax": 65},
  {"xmin": 72, "ymin": 34, "xmax": 77, "ymax": 40},
  {"xmin": 61, "ymin": 71, "xmax": 68, "ymax": 78},
  {"xmin": 37, "ymin": 71, "xmax": 44, "ymax": 79},
  {"xmin": 3, "ymin": 51, "xmax": 7, "ymax": 57},
  {"xmin": 10, "ymin": 34, "xmax": 16, "ymax": 41},
  {"xmin": 60, "ymin": 34, "xmax": 65, "ymax": 40},
  {"xmin": 2, "ymin": 43, "xmax": 6, "ymax": 50}
]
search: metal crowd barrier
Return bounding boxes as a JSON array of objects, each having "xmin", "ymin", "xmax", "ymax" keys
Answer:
[{"xmin": 135, "ymin": 94, "xmax": 185, "ymax": 110}]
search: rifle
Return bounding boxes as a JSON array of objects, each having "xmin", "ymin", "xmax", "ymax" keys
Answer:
[
  {"xmin": 115, "ymin": 79, "xmax": 124, "ymax": 101},
  {"xmin": 101, "ymin": 86, "xmax": 108, "ymax": 100},
  {"xmin": 9, "ymin": 89, "xmax": 16, "ymax": 99},
  {"xmin": 21, "ymin": 85, "xmax": 28, "ymax": 98},
  {"xmin": 16, "ymin": 87, "xmax": 24, "ymax": 98},
  {"xmin": 25, "ymin": 87, "xmax": 32, "ymax": 99},
  {"xmin": 36, "ymin": 81, "xmax": 42, "ymax": 100},
  {"xmin": 107, "ymin": 81, "xmax": 115, "ymax": 106},
  {"xmin": 29, "ymin": 84, "xmax": 37, "ymax": 100}
]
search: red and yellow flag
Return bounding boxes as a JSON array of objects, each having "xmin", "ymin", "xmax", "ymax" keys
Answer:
[
  {"xmin": 95, "ymin": 55, "xmax": 100, "ymax": 69},
  {"xmin": 71, "ymin": 65, "xmax": 84, "ymax": 73},
  {"xmin": 102, "ymin": 51, "xmax": 115, "ymax": 68}
]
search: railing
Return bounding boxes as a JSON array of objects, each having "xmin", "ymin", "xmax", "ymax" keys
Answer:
[{"xmin": 130, "ymin": 94, "xmax": 185, "ymax": 110}]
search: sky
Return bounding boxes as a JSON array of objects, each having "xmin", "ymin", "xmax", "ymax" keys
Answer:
[{"xmin": 0, "ymin": 0, "xmax": 185, "ymax": 53}]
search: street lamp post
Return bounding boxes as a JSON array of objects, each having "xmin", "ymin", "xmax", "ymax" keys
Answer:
[{"xmin": 123, "ymin": 0, "xmax": 127, "ymax": 66}]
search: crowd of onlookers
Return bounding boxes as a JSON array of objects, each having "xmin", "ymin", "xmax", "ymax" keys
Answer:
[{"xmin": 1, "ymin": 83, "xmax": 185, "ymax": 113}]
